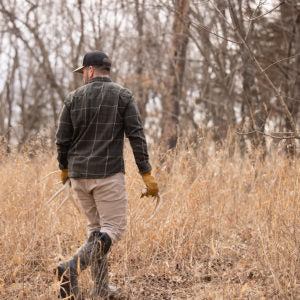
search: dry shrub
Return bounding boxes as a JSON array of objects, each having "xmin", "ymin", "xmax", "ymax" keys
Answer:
[{"xmin": 0, "ymin": 139, "xmax": 299, "ymax": 299}]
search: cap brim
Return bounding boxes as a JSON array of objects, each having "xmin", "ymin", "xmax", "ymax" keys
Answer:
[{"xmin": 73, "ymin": 66, "xmax": 84, "ymax": 73}]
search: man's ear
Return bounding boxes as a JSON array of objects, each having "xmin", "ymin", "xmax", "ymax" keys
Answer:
[{"xmin": 88, "ymin": 66, "xmax": 94, "ymax": 78}]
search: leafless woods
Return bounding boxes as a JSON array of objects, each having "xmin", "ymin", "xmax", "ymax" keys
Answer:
[{"xmin": 0, "ymin": 0, "xmax": 299, "ymax": 155}]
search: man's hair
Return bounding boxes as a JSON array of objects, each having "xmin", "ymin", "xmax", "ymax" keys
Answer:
[{"xmin": 93, "ymin": 65, "xmax": 110, "ymax": 75}]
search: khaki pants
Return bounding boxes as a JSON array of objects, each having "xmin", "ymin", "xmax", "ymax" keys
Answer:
[{"xmin": 70, "ymin": 173, "xmax": 127, "ymax": 244}]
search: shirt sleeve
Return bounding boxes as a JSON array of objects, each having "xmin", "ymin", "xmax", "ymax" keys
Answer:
[
  {"xmin": 55, "ymin": 96, "xmax": 73, "ymax": 170},
  {"xmin": 122, "ymin": 89, "xmax": 152, "ymax": 174}
]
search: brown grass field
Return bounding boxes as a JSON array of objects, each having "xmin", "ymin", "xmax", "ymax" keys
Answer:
[{"xmin": 0, "ymin": 140, "xmax": 299, "ymax": 299}]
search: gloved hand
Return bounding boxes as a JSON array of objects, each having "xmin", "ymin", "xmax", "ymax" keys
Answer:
[
  {"xmin": 61, "ymin": 169, "xmax": 69, "ymax": 185},
  {"xmin": 141, "ymin": 171, "xmax": 159, "ymax": 197}
]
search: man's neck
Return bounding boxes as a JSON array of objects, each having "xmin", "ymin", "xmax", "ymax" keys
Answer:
[{"xmin": 92, "ymin": 74, "xmax": 110, "ymax": 78}]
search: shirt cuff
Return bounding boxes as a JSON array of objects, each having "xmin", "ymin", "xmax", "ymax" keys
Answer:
[{"xmin": 138, "ymin": 161, "xmax": 152, "ymax": 174}]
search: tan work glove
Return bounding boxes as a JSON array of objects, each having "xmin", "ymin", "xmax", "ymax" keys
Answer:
[
  {"xmin": 141, "ymin": 171, "xmax": 159, "ymax": 197},
  {"xmin": 61, "ymin": 169, "xmax": 69, "ymax": 185}
]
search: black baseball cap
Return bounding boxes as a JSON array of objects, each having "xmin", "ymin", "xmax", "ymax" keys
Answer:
[{"xmin": 73, "ymin": 50, "xmax": 111, "ymax": 73}]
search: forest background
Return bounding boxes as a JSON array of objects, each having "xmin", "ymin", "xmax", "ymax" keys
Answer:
[{"xmin": 0, "ymin": 0, "xmax": 299, "ymax": 153}]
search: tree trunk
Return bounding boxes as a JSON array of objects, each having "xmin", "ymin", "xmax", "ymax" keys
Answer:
[
  {"xmin": 293, "ymin": 5, "xmax": 300, "ymax": 144},
  {"xmin": 241, "ymin": 45, "xmax": 267, "ymax": 149},
  {"xmin": 134, "ymin": 0, "xmax": 147, "ymax": 123},
  {"xmin": 280, "ymin": 1, "xmax": 299, "ymax": 156},
  {"xmin": 161, "ymin": 0, "xmax": 190, "ymax": 150},
  {"xmin": 295, "ymin": 9, "xmax": 300, "ymax": 116},
  {"xmin": 228, "ymin": 0, "xmax": 267, "ymax": 153},
  {"xmin": 5, "ymin": 48, "xmax": 18, "ymax": 152}
]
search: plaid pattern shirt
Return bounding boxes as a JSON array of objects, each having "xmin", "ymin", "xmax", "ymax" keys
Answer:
[{"xmin": 56, "ymin": 77, "xmax": 152, "ymax": 178}]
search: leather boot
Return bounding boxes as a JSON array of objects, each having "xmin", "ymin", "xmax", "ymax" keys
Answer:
[
  {"xmin": 91, "ymin": 255, "xmax": 117, "ymax": 299},
  {"xmin": 90, "ymin": 233, "xmax": 117, "ymax": 299},
  {"xmin": 55, "ymin": 231, "xmax": 103, "ymax": 299}
]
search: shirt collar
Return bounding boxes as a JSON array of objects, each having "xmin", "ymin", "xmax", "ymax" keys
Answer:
[{"xmin": 89, "ymin": 77, "xmax": 112, "ymax": 83}]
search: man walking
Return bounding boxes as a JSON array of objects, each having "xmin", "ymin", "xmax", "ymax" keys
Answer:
[{"xmin": 55, "ymin": 50, "xmax": 159, "ymax": 299}]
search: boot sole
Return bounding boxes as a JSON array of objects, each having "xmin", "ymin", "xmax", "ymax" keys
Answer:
[{"xmin": 54, "ymin": 265, "xmax": 76, "ymax": 299}]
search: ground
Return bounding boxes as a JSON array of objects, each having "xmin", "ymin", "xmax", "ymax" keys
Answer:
[{"xmin": 0, "ymin": 143, "xmax": 299, "ymax": 299}]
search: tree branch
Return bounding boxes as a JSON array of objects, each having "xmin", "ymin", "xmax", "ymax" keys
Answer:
[
  {"xmin": 249, "ymin": 1, "xmax": 285, "ymax": 21},
  {"xmin": 236, "ymin": 130, "xmax": 300, "ymax": 140},
  {"xmin": 263, "ymin": 53, "xmax": 300, "ymax": 71},
  {"xmin": 226, "ymin": 0, "xmax": 299, "ymax": 140}
]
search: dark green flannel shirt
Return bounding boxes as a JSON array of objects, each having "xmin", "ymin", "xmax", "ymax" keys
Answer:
[{"xmin": 56, "ymin": 77, "xmax": 151, "ymax": 178}]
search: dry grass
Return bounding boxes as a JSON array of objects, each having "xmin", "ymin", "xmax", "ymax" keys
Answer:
[{"xmin": 0, "ymin": 141, "xmax": 299, "ymax": 299}]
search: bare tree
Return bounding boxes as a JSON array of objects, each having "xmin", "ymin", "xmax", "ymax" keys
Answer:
[
  {"xmin": 161, "ymin": 0, "xmax": 190, "ymax": 150},
  {"xmin": 227, "ymin": 0, "xmax": 268, "ymax": 153},
  {"xmin": 4, "ymin": 43, "xmax": 18, "ymax": 151},
  {"xmin": 133, "ymin": 0, "xmax": 147, "ymax": 122},
  {"xmin": 0, "ymin": 0, "xmax": 298, "ymax": 154},
  {"xmin": 279, "ymin": 0, "xmax": 300, "ymax": 155}
]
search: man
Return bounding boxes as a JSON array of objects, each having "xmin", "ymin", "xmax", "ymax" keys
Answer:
[{"xmin": 55, "ymin": 50, "xmax": 159, "ymax": 299}]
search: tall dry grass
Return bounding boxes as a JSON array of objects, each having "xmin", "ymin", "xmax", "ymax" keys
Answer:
[{"xmin": 0, "ymin": 140, "xmax": 299, "ymax": 299}]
